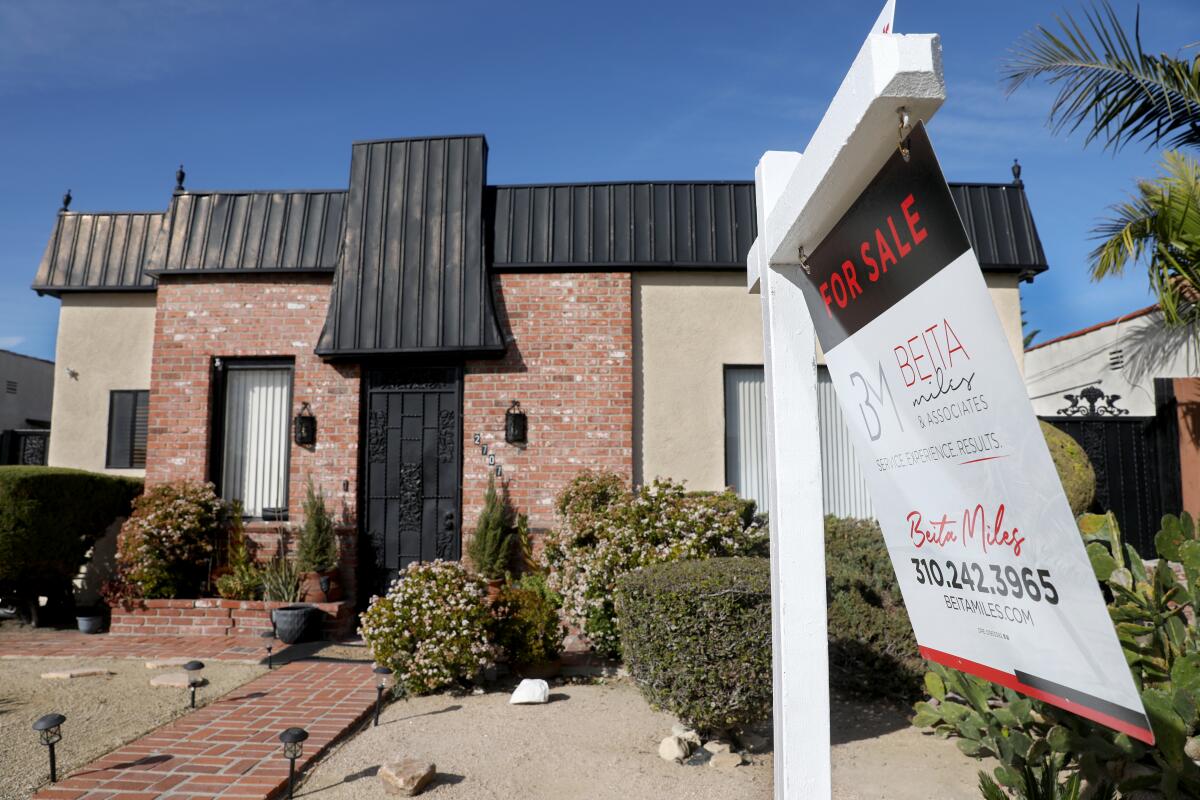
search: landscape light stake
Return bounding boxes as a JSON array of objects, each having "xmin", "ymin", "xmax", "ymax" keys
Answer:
[
  {"xmin": 32, "ymin": 713, "xmax": 65, "ymax": 783},
  {"xmin": 279, "ymin": 726, "xmax": 308, "ymax": 799},
  {"xmin": 183, "ymin": 660, "xmax": 205, "ymax": 709},
  {"xmin": 373, "ymin": 665, "xmax": 393, "ymax": 727},
  {"xmin": 261, "ymin": 629, "xmax": 275, "ymax": 669}
]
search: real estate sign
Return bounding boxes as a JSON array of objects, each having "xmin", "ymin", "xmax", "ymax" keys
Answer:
[{"xmin": 801, "ymin": 122, "xmax": 1152, "ymax": 743}]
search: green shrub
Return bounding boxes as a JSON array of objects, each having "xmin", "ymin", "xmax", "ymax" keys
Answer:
[
  {"xmin": 615, "ymin": 557, "xmax": 772, "ymax": 732},
  {"xmin": 0, "ymin": 467, "xmax": 142, "ymax": 607},
  {"xmin": 359, "ymin": 560, "xmax": 493, "ymax": 695},
  {"xmin": 296, "ymin": 479, "xmax": 337, "ymax": 573},
  {"xmin": 913, "ymin": 512, "xmax": 1200, "ymax": 797},
  {"xmin": 259, "ymin": 531, "xmax": 300, "ymax": 602},
  {"xmin": 117, "ymin": 480, "xmax": 227, "ymax": 599},
  {"xmin": 1041, "ymin": 421, "xmax": 1095, "ymax": 516},
  {"xmin": 468, "ymin": 475, "xmax": 515, "ymax": 580},
  {"xmin": 215, "ymin": 509, "xmax": 262, "ymax": 600},
  {"xmin": 542, "ymin": 470, "xmax": 768, "ymax": 656},
  {"xmin": 491, "ymin": 573, "xmax": 565, "ymax": 665},
  {"xmin": 825, "ymin": 516, "xmax": 924, "ymax": 698}
]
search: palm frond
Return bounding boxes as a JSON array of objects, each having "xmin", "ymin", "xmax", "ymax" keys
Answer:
[
  {"xmin": 1003, "ymin": 1, "xmax": 1200, "ymax": 152},
  {"xmin": 978, "ymin": 771, "xmax": 1011, "ymax": 800},
  {"xmin": 1090, "ymin": 150, "xmax": 1200, "ymax": 325}
]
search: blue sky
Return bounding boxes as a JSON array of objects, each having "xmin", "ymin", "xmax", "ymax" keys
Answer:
[{"xmin": 2, "ymin": 0, "xmax": 1196, "ymax": 361}]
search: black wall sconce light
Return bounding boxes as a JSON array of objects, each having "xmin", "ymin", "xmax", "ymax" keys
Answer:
[
  {"xmin": 505, "ymin": 400, "xmax": 527, "ymax": 446},
  {"xmin": 293, "ymin": 402, "xmax": 317, "ymax": 447}
]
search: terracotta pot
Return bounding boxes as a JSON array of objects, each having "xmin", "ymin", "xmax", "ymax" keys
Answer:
[
  {"xmin": 516, "ymin": 658, "xmax": 562, "ymax": 680},
  {"xmin": 485, "ymin": 579, "xmax": 504, "ymax": 604},
  {"xmin": 299, "ymin": 569, "xmax": 342, "ymax": 603}
]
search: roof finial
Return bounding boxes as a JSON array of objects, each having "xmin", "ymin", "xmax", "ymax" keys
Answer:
[
  {"xmin": 175, "ymin": 163, "xmax": 186, "ymax": 192},
  {"xmin": 1011, "ymin": 158, "xmax": 1023, "ymax": 186},
  {"xmin": 60, "ymin": 189, "xmax": 72, "ymax": 212}
]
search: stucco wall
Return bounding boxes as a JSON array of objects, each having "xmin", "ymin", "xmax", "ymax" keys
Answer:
[
  {"xmin": 1025, "ymin": 309, "xmax": 1200, "ymax": 417},
  {"xmin": 0, "ymin": 350, "xmax": 54, "ymax": 432},
  {"xmin": 49, "ymin": 293, "xmax": 156, "ymax": 475},
  {"xmin": 636, "ymin": 270, "xmax": 1028, "ymax": 492}
]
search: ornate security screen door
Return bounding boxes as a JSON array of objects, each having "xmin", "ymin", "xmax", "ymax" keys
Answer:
[{"xmin": 364, "ymin": 367, "xmax": 462, "ymax": 595}]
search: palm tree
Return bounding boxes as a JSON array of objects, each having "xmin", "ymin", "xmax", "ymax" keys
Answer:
[
  {"xmin": 1003, "ymin": 2, "xmax": 1200, "ymax": 324},
  {"xmin": 1091, "ymin": 150, "xmax": 1200, "ymax": 325}
]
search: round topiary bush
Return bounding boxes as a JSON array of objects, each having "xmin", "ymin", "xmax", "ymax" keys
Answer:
[
  {"xmin": 1040, "ymin": 421, "xmax": 1095, "ymax": 516},
  {"xmin": 359, "ymin": 560, "xmax": 494, "ymax": 695},
  {"xmin": 542, "ymin": 470, "xmax": 768, "ymax": 657},
  {"xmin": 615, "ymin": 557, "xmax": 771, "ymax": 732},
  {"xmin": 825, "ymin": 516, "xmax": 923, "ymax": 699}
]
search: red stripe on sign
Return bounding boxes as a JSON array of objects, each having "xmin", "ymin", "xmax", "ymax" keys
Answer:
[
  {"xmin": 958, "ymin": 455, "xmax": 1010, "ymax": 466},
  {"xmin": 918, "ymin": 646, "xmax": 1155, "ymax": 745}
]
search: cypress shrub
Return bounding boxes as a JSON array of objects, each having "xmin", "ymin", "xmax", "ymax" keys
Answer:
[
  {"xmin": 615, "ymin": 557, "xmax": 771, "ymax": 732},
  {"xmin": 1040, "ymin": 421, "xmax": 1095, "ymax": 516},
  {"xmin": 0, "ymin": 466, "xmax": 143, "ymax": 608}
]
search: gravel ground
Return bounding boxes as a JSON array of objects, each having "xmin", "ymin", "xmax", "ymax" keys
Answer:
[
  {"xmin": 0, "ymin": 657, "xmax": 265, "ymax": 800},
  {"xmin": 299, "ymin": 681, "xmax": 990, "ymax": 800}
]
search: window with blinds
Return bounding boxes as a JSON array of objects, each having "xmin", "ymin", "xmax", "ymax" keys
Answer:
[
  {"xmin": 218, "ymin": 362, "xmax": 292, "ymax": 519},
  {"xmin": 724, "ymin": 366, "xmax": 769, "ymax": 512},
  {"xmin": 106, "ymin": 390, "xmax": 149, "ymax": 469}
]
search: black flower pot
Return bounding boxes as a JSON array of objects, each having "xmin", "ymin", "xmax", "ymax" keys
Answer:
[{"xmin": 272, "ymin": 604, "xmax": 321, "ymax": 644}]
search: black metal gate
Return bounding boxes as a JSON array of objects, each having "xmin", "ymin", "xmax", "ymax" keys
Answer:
[
  {"xmin": 0, "ymin": 429, "xmax": 49, "ymax": 465},
  {"xmin": 363, "ymin": 366, "xmax": 462, "ymax": 597},
  {"xmin": 1045, "ymin": 381, "xmax": 1181, "ymax": 557}
]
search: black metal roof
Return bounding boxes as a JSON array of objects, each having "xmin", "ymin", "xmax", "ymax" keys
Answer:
[
  {"xmin": 149, "ymin": 189, "xmax": 346, "ymax": 275},
  {"xmin": 948, "ymin": 182, "xmax": 1047, "ymax": 278},
  {"xmin": 33, "ymin": 211, "xmax": 162, "ymax": 296},
  {"xmin": 315, "ymin": 136, "xmax": 504, "ymax": 357},
  {"xmin": 490, "ymin": 182, "xmax": 758, "ymax": 270}
]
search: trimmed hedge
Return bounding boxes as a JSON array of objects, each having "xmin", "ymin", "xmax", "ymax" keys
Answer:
[
  {"xmin": 615, "ymin": 557, "xmax": 771, "ymax": 732},
  {"xmin": 1040, "ymin": 421, "xmax": 1095, "ymax": 516},
  {"xmin": 825, "ymin": 515, "xmax": 923, "ymax": 699},
  {"xmin": 0, "ymin": 467, "xmax": 143, "ymax": 601}
]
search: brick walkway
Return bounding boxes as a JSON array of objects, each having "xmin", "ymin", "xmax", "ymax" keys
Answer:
[
  {"xmin": 0, "ymin": 630, "xmax": 288, "ymax": 663},
  {"xmin": 31, "ymin": 660, "xmax": 377, "ymax": 800}
]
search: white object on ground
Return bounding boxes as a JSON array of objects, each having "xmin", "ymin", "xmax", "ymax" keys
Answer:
[
  {"xmin": 708, "ymin": 751, "xmax": 746, "ymax": 770},
  {"xmin": 658, "ymin": 735, "xmax": 690, "ymax": 763},
  {"xmin": 509, "ymin": 678, "xmax": 549, "ymax": 705}
]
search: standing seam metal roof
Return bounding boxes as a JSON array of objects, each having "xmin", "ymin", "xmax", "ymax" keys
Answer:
[
  {"xmin": 149, "ymin": 189, "xmax": 346, "ymax": 274},
  {"xmin": 315, "ymin": 136, "xmax": 504, "ymax": 357},
  {"xmin": 32, "ymin": 211, "xmax": 162, "ymax": 295}
]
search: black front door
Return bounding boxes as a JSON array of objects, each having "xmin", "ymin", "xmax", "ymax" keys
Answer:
[{"xmin": 364, "ymin": 366, "xmax": 462, "ymax": 596}]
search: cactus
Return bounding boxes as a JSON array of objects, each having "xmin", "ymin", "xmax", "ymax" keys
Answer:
[{"xmin": 913, "ymin": 512, "xmax": 1200, "ymax": 799}]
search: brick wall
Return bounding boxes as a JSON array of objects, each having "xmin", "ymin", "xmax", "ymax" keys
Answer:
[
  {"xmin": 463, "ymin": 273, "xmax": 634, "ymax": 541},
  {"xmin": 144, "ymin": 273, "xmax": 360, "ymax": 529}
]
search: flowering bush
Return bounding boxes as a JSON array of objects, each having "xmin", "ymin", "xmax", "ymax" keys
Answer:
[
  {"xmin": 116, "ymin": 481, "xmax": 228, "ymax": 599},
  {"xmin": 360, "ymin": 560, "xmax": 494, "ymax": 695},
  {"xmin": 541, "ymin": 471, "xmax": 769, "ymax": 657}
]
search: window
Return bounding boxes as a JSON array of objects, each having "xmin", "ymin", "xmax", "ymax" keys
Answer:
[
  {"xmin": 107, "ymin": 390, "xmax": 149, "ymax": 469},
  {"xmin": 215, "ymin": 360, "xmax": 292, "ymax": 519},
  {"xmin": 724, "ymin": 366, "xmax": 769, "ymax": 511}
]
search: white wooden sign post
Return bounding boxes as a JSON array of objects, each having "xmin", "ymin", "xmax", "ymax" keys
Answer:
[{"xmin": 749, "ymin": 13, "xmax": 946, "ymax": 799}]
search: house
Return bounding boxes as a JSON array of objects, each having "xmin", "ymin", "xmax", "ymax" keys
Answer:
[
  {"xmin": 0, "ymin": 349, "xmax": 54, "ymax": 465},
  {"xmin": 32, "ymin": 134, "xmax": 1048, "ymax": 602},
  {"xmin": 1025, "ymin": 306, "xmax": 1200, "ymax": 555}
]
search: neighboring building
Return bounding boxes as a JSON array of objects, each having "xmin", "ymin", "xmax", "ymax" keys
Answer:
[
  {"xmin": 0, "ymin": 349, "xmax": 54, "ymax": 465},
  {"xmin": 1025, "ymin": 306, "xmax": 1200, "ymax": 555},
  {"xmin": 32, "ymin": 135, "xmax": 1048, "ymax": 601}
]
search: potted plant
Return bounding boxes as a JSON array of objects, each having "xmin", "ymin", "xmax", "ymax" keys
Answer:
[
  {"xmin": 75, "ymin": 604, "xmax": 106, "ymax": 634},
  {"xmin": 262, "ymin": 531, "xmax": 319, "ymax": 644},
  {"xmin": 296, "ymin": 479, "xmax": 341, "ymax": 603},
  {"xmin": 468, "ymin": 475, "xmax": 515, "ymax": 599}
]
